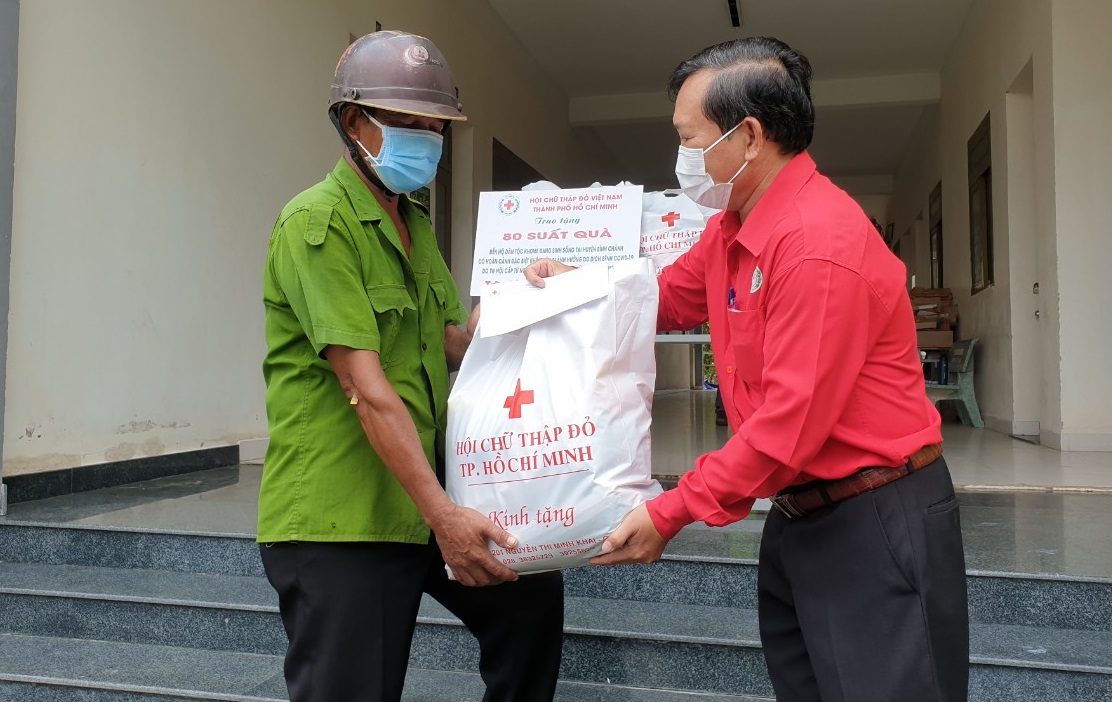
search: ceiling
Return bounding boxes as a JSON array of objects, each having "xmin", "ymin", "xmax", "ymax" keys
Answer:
[{"xmin": 485, "ymin": 0, "xmax": 975, "ymax": 195}]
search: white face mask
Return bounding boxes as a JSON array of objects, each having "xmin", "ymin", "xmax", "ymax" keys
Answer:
[{"xmin": 675, "ymin": 123, "xmax": 748, "ymax": 210}]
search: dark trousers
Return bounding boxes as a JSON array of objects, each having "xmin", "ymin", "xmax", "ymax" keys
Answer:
[
  {"xmin": 260, "ymin": 539, "xmax": 564, "ymax": 702},
  {"xmin": 758, "ymin": 458, "xmax": 969, "ymax": 702}
]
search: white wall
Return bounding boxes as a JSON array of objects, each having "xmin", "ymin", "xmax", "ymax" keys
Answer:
[
  {"xmin": 889, "ymin": 105, "xmax": 941, "ymax": 286},
  {"xmin": 1002, "ymin": 69, "xmax": 1042, "ymax": 437},
  {"xmin": 888, "ymin": 0, "xmax": 1060, "ymax": 440},
  {"xmin": 1048, "ymin": 0, "xmax": 1112, "ymax": 449},
  {"xmin": 851, "ymin": 194, "xmax": 892, "ymax": 227},
  {"xmin": 4, "ymin": 0, "xmax": 618, "ymax": 475}
]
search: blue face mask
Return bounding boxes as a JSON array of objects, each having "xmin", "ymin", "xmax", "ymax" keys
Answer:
[{"xmin": 356, "ymin": 111, "xmax": 444, "ymax": 194}]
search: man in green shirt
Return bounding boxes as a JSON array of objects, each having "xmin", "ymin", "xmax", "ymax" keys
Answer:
[{"xmin": 259, "ymin": 31, "xmax": 563, "ymax": 702}]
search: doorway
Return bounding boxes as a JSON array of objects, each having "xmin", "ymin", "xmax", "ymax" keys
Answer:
[{"xmin": 1005, "ymin": 60, "xmax": 1041, "ymax": 441}]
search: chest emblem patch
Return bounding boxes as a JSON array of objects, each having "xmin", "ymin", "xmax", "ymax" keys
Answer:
[{"xmin": 750, "ymin": 266, "xmax": 764, "ymax": 294}]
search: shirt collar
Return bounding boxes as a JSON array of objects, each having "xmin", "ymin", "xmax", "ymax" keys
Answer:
[
  {"xmin": 332, "ymin": 158, "xmax": 432, "ymax": 224},
  {"xmin": 730, "ymin": 151, "xmax": 817, "ymax": 256},
  {"xmin": 331, "ymin": 158, "xmax": 385, "ymax": 223}
]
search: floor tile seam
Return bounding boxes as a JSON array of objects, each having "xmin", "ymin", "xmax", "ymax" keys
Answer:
[
  {"xmin": 974, "ymin": 621, "xmax": 1112, "ymax": 639},
  {"xmin": 956, "ymin": 484, "xmax": 1112, "ymax": 494},
  {"xmin": 562, "ymin": 626, "xmax": 763, "ymax": 648},
  {"xmin": 0, "ymin": 672, "xmax": 283, "ymax": 702},
  {"xmin": 966, "ymin": 569, "xmax": 1112, "ymax": 584},
  {"xmin": 550, "ymin": 674, "xmax": 775, "ymax": 699},
  {"xmin": 404, "ymin": 666, "xmax": 775, "ymax": 700},
  {"xmin": 0, "ymin": 520, "xmax": 257, "ymax": 539},
  {"xmin": 416, "ymin": 614, "xmax": 762, "ymax": 648},
  {"xmin": 661, "ymin": 554, "xmax": 758, "ymax": 566},
  {"xmin": 435, "ymin": 593, "xmax": 759, "ymax": 622},
  {"xmin": 969, "ymin": 656, "xmax": 1112, "ymax": 675},
  {"xmin": 659, "ymin": 555, "xmax": 1112, "ymax": 583},
  {"xmin": 0, "ymin": 562, "xmax": 270, "ymax": 584},
  {"xmin": 0, "ymin": 632, "xmax": 284, "ymax": 659},
  {"xmin": 0, "ymin": 587, "xmax": 275, "ymax": 612},
  {"xmin": 421, "ymin": 614, "xmax": 1111, "ymax": 657}
]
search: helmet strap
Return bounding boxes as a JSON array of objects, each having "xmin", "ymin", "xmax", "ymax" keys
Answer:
[{"xmin": 329, "ymin": 107, "xmax": 398, "ymax": 200}]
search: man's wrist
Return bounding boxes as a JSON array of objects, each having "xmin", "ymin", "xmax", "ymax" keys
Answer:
[{"xmin": 646, "ymin": 489, "xmax": 694, "ymax": 541}]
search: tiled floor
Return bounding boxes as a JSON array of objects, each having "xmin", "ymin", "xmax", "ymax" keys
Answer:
[
  {"xmin": 652, "ymin": 389, "xmax": 1112, "ymax": 491},
  {"xmin": 4, "ymin": 390, "xmax": 1112, "ymax": 580}
]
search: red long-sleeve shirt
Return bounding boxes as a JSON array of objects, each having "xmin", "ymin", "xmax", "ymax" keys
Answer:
[{"xmin": 647, "ymin": 152, "xmax": 942, "ymax": 540}]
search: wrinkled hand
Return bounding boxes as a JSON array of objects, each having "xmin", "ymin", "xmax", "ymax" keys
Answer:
[
  {"xmin": 524, "ymin": 258, "xmax": 576, "ymax": 288},
  {"xmin": 590, "ymin": 504, "xmax": 667, "ymax": 566},
  {"xmin": 430, "ymin": 503, "xmax": 520, "ymax": 586}
]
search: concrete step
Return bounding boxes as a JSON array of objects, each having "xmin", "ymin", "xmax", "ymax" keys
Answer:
[
  {"xmin": 2, "ymin": 562, "xmax": 1110, "ymax": 699},
  {"xmin": 0, "ymin": 522, "xmax": 264, "ymax": 577},
  {"xmin": 416, "ymin": 597, "xmax": 1112, "ymax": 700},
  {"xmin": 3, "ymin": 521, "xmax": 1110, "ymax": 631},
  {"xmin": 566, "ymin": 558, "xmax": 1112, "ymax": 632},
  {"xmin": 0, "ymin": 634, "xmax": 772, "ymax": 702},
  {"xmin": 0, "ymin": 632, "xmax": 283, "ymax": 702}
]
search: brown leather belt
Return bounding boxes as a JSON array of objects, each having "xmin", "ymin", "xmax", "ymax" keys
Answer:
[{"xmin": 770, "ymin": 444, "xmax": 944, "ymax": 519}]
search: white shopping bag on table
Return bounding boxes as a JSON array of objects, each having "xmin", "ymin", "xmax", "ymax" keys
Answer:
[
  {"xmin": 446, "ymin": 258, "xmax": 662, "ymax": 574},
  {"xmin": 640, "ymin": 190, "xmax": 715, "ymax": 271}
]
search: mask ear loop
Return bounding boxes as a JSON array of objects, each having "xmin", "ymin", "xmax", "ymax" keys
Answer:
[
  {"xmin": 328, "ymin": 105, "xmax": 398, "ymax": 200},
  {"xmin": 725, "ymin": 159, "xmax": 749, "ymax": 184},
  {"xmin": 704, "ymin": 122, "xmax": 742, "ymax": 154}
]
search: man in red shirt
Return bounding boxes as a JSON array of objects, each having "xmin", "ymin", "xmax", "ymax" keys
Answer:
[{"xmin": 527, "ymin": 37, "xmax": 968, "ymax": 701}]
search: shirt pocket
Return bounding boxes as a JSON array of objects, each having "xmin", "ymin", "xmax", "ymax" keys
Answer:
[
  {"xmin": 366, "ymin": 284, "xmax": 416, "ymax": 368},
  {"xmin": 429, "ymin": 280, "xmax": 452, "ymax": 324},
  {"xmin": 726, "ymin": 307, "xmax": 766, "ymax": 386}
]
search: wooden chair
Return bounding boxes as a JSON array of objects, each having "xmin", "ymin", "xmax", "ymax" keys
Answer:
[{"xmin": 925, "ymin": 338, "xmax": 984, "ymax": 428}]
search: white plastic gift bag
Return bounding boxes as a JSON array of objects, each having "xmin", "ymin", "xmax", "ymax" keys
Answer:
[
  {"xmin": 446, "ymin": 258, "xmax": 662, "ymax": 574},
  {"xmin": 639, "ymin": 190, "xmax": 715, "ymax": 271}
]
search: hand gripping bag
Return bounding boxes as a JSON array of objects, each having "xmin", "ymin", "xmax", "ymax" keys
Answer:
[
  {"xmin": 446, "ymin": 258, "xmax": 662, "ymax": 574},
  {"xmin": 639, "ymin": 190, "xmax": 715, "ymax": 271}
]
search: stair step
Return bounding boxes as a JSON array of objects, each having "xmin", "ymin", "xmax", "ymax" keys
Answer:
[
  {"xmin": 0, "ymin": 562, "xmax": 284, "ymax": 656},
  {"xmin": 0, "ymin": 633, "xmax": 283, "ymax": 701},
  {"xmin": 421, "ymin": 595, "xmax": 759, "ymax": 648},
  {"xmin": 0, "ymin": 523, "xmax": 263, "ymax": 577},
  {"xmin": 0, "ymin": 561, "xmax": 274, "ymax": 610},
  {"xmin": 4, "ymin": 521, "xmax": 1111, "ymax": 632},
  {"xmin": 417, "ymin": 597, "xmax": 1112, "ymax": 698},
  {"xmin": 4, "ymin": 519, "xmax": 1112, "ymax": 700},
  {"xmin": 0, "ymin": 634, "xmax": 771, "ymax": 702},
  {"xmin": 2, "ymin": 559, "xmax": 1111, "ymax": 697},
  {"xmin": 2, "ymin": 556, "xmax": 1109, "ymax": 638}
]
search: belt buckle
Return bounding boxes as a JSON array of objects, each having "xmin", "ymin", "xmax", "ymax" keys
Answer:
[{"xmin": 770, "ymin": 494, "xmax": 804, "ymax": 519}]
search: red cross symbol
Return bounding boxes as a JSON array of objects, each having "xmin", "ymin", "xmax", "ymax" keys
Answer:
[
  {"xmin": 661, "ymin": 211, "xmax": 681, "ymax": 228},
  {"xmin": 503, "ymin": 379, "xmax": 535, "ymax": 419}
]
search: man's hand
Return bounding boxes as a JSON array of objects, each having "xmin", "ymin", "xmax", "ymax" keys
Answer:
[
  {"xmin": 465, "ymin": 302, "xmax": 480, "ymax": 337},
  {"xmin": 445, "ymin": 304, "xmax": 481, "ymax": 372},
  {"xmin": 590, "ymin": 503, "xmax": 668, "ymax": 566},
  {"xmin": 524, "ymin": 258, "xmax": 576, "ymax": 288},
  {"xmin": 429, "ymin": 503, "xmax": 520, "ymax": 587}
]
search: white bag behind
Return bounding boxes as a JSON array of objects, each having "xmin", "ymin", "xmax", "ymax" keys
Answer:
[
  {"xmin": 446, "ymin": 258, "xmax": 662, "ymax": 574},
  {"xmin": 640, "ymin": 190, "xmax": 716, "ymax": 271}
]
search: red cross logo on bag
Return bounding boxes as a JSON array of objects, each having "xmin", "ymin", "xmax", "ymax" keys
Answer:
[
  {"xmin": 503, "ymin": 379, "xmax": 535, "ymax": 419},
  {"xmin": 661, "ymin": 211, "xmax": 681, "ymax": 228}
]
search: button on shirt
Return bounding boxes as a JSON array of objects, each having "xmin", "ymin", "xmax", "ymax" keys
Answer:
[
  {"xmin": 647, "ymin": 152, "xmax": 942, "ymax": 540},
  {"xmin": 259, "ymin": 159, "xmax": 467, "ymax": 544}
]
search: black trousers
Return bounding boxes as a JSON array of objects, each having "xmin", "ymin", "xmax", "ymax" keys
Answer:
[
  {"xmin": 260, "ymin": 538, "xmax": 564, "ymax": 702},
  {"xmin": 758, "ymin": 458, "xmax": 969, "ymax": 702}
]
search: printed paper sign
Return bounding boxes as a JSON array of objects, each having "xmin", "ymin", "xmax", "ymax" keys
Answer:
[{"xmin": 470, "ymin": 185, "xmax": 643, "ymax": 295}]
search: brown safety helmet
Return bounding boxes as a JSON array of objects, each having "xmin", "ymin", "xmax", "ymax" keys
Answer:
[{"xmin": 328, "ymin": 31, "xmax": 466, "ymax": 121}]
